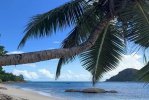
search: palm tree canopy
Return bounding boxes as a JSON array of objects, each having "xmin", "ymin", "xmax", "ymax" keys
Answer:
[{"xmin": 0, "ymin": 0, "xmax": 149, "ymax": 84}]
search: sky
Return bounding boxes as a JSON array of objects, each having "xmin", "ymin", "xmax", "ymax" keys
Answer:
[{"xmin": 0, "ymin": 0, "xmax": 145, "ymax": 82}]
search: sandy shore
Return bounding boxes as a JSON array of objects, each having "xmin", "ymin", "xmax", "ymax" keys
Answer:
[{"xmin": 0, "ymin": 83, "xmax": 60, "ymax": 100}]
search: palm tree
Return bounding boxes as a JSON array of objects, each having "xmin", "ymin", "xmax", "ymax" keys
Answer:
[
  {"xmin": 0, "ymin": 0, "xmax": 149, "ymax": 84},
  {"xmin": 0, "ymin": 45, "xmax": 7, "ymax": 74}
]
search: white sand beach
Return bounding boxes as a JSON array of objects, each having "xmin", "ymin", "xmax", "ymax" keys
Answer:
[{"xmin": 0, "ymin": 83, "xmax": 60, "ymax": 100}]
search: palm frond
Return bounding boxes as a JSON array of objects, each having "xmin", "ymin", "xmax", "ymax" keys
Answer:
[
  {"xmin": 92, "ymin": 23, "xmax": 110, "ymax": 84},
  {"xmin": 55, "ymin": 27, "xmax": 79, "ymax": 79},
  {"xmin": 18, "ymin": 0, "xmax": 88, "ymax": 48},
  {"xmin": 137, "ymin": 62, "xmax": 149, "ymax": 81},
  {"xmin": 134, "ymin": 0, "xmax": 149, "ymax": 48},
  {"xmin": 80, "ymin": 24, "xmax": 125, "ymax": 85},
  {"xmin": 136, "ymin": 0, "xmax": 149, "ymax": 24},
  {"xmin": 118, "ymin": 0, "xmax": 149, "ymax": 48},
  {"xmin": 55, "ymin": 25, "xmax": 89, "ymax": 79},
  {"xmin": 55, "ymin": 5, "xmax": 101, "ymax": 79},
  {"xmin": 117, "ymin": 0, "xmax": 149, "ymax": 63}
]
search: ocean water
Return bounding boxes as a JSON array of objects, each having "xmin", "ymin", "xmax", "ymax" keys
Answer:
[{"xmin": 8, "ymin": 82, "xmax": 149, "ymax": 100}]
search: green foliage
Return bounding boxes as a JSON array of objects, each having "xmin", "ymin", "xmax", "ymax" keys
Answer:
[
  {"xmin": 0, "ymin": 79, "xmax": 2, "ymax": 83},
  {"xmin": 117, "ymin": 0, "xmax": 149, "ymax": 81},
  {"xmin": 0, "ymin": 69, "xmax": 24, "ymax": 82},
  {"xmin": 119, "ymin": 0, "xmax": 149, "ymax": 48},
  {"xmin": 80, "ymin": 24, "xmax": 125, "ymax": 85},
  {"xmin": 0, "ymin": 46, "xmax": 7, "ymax": 56},
  {"xmin": 55, "ymin": 5, "xmax": 100, "ymax": 79},
  {"xmin": 18, "ymin": 0, "xmax": 88, "ymax": 48},
  {"xmin": 137, "ymin": 62, "xmax": 149, "ymax": 81}
]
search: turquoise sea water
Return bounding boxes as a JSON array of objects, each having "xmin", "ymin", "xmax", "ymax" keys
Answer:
[{"xmin": 8, "ymin": 82, "xmax": 149, "ymax": 100}]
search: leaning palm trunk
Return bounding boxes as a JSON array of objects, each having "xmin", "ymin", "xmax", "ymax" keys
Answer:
[{"xmin": 0, "ymin": 20, "xmax": 109, "ymax": 66}]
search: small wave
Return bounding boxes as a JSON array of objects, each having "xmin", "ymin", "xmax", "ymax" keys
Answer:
[
  {"xmin": 37, "ymin": 91, "xmax": 52, "ymax": 97},
  {"xmin": 21, "ymin": 88, "xmax": 34, "ymax": 91},
  {"xmin": 21, "ymin": 87, "xmax": 52, "ymax": 97}
]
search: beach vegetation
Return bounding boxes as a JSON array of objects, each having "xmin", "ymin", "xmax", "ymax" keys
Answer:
[{"xmin": 0, "ymin": 46, "xmax": 24, "ymax": 82}]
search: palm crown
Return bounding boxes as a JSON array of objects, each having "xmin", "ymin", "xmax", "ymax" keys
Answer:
[{"xmin": 15, "ymin": 0, "xmax": 149, "ymax": 84}]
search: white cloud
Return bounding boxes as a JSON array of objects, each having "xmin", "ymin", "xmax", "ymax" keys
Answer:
[
  {"xmin": 12, "ymin": 69, "xmax": 39, "ymax": 80},
  {"xmin": 22, "ymin": 63, "xmax": 37, "ymax": 67},
  {"xmin": 11, "ymin": 69, "xmax": 90, "ymax": 81},
  {"xmin": 48, "ymin": 48, "xmax": 54, "ymax": 49},
  {"xmin": 38, "ymin": 69, "xmax": 54, "ymax": 79},
  {"xmin": 131, "ymin": 52, "xmax": 142, "ymax": 60},
  {"xmin": 101, "ymin": 53, "xmax": 144, "ymax": 81},
  {"xmin": 53, "ymin": 41, "xmax": 60, "ymax": 44},
  {"xmin": 7, "ymin": 51, "xmax": 24, "ymax": 54},
  {"xmin": 59, "ymin": 70, "xmax": 91, "ymax": 81}
]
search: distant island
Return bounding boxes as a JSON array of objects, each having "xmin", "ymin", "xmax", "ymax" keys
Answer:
[
  {"xmin": 0, "ymin": 67, "xmax": 25, "ymax": 83},
  {"xmin": 106, "ymin": 68, "xmax": 138, "ymax": 82}
]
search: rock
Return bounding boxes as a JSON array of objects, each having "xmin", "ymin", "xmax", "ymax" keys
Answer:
[
  {"xmin": 82, "ymin": 88, "xmax": 106, "ymax": 93},
  {"xmin": 0, "ymin": 87, "xmax": 7, "ymax": 90},
  {"xmin": 65, "ymin": 89, "xmax": 81, "ymax": 92},
  {"xmin": 107, "ymin": 90, "xmax": 118, "ymax": 93},
  {"xmin": 65, "ymin": 88, "xmax": 118, "ymax": 94}
]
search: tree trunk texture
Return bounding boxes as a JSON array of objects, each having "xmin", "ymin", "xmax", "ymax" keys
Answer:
[{"xmin": 0, "ymin": 20, "xmax": 109, "ymax": 66}]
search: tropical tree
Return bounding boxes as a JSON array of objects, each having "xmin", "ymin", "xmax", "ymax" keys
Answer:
[
  {"xmin": 0, "ymin": 45, "xmax": 7, "ymax": 75},
  {"xmin": 0, "ymin": 46, "xmax": 7, "ymax": 56},
  {"xmin": 0, "ymin": 0, "xmax": 149, "ymax": 84}
]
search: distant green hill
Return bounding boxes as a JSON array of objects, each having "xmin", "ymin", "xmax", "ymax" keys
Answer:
[
  {"xmin": 0, "ymin": 67, "xmax": 25, "ymax": 83},
  {"xmin": 106, "ymin": 68, "xmax": 138, "ymax": 82}
]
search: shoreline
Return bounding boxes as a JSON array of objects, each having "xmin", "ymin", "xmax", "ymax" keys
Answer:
[{"xmin": 0, "ymin": 83, "xmax": 61, "ymax": 100}]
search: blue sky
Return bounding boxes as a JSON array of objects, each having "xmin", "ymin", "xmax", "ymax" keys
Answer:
[{"xmin": 0, "ymin": 0, "xmax": 144, "ymax": 81}]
